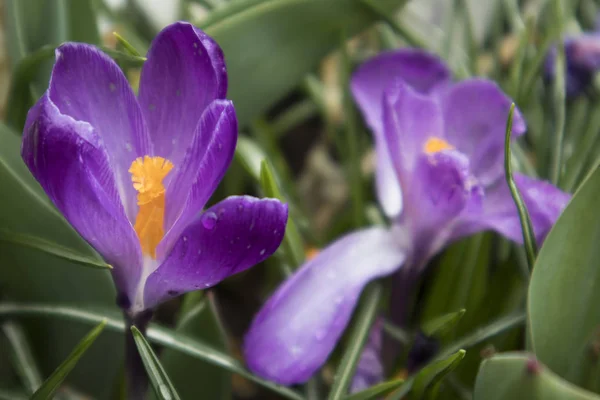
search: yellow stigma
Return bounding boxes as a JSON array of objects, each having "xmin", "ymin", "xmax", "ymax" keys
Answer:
[
  {"xmin": 129, "ymin": 156, "xmax": 174, "ymax": 258},
  {"xmin": 423, "ymin": 137, "xmax": 455, "ymax": 154}
]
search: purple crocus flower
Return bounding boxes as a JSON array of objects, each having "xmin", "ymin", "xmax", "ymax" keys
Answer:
[
  {"xmin": 21, "ymin": 22, "xmax": 288, "ymax": 316},
  {"xmin": 243, "ymin": 49, "xmax": 570, "ymax": 385},
  {"xmin": 545, "ymin": 33, "xmax": 600, "ymax": 96}
]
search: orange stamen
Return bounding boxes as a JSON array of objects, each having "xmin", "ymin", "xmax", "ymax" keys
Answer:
[
  {"xmin": 423, "ymin": 137, "xmax": 454, "ymax": 154},
  {"xmin": 129, "ymin": 156, "xmax": 173, "ymax": 258}
]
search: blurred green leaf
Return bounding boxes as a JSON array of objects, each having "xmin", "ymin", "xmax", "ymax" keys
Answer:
[
  {"xmin": 411, "ymin": 350, "xmax": 466, "ymax": 399},
  {"xmin": 0, "ymin": 388, "xmax": 27, "ymax": 400},
  {"xmin": 131, "ymin": 326, "xmax": 181, "ymax": 400},
  {"xmin": 154, "ymin": 293, "xmax": 231, "ymax": 400},
  {"xmin": 422, "ymin": 309, "xmax": 466, "ymax": 338},
  {"xmin": 235, "ymin": 135, "xmax": 267, "ymax": 181},
  {"xmin": 31, "ymin": 320, "xmax": 107, "ymax": 400},
  {"xmin": 474, "ymin": 353, "xmax": 600, "ymax": 400},
  {"xmin": 1, "ymin": 321, "xmax": 43, "ymax": 395},
  {"xmin": 0, "ymin": 232, "xmax": 110, "ymax": 269},
  {"xmin": 528, "ymin": 162, "xmax": 600, "ymax": 391},
  {"xmin": 201, "ymin": 0, "xmax": 409, "ymax": 126},
  {"xmin": 113, "ymin": 32, "xmax": 142, "ymax": 57},
  {"xmin": 328, "ymin": 282, "xmax": 382, "ymax": 400},
  {"xmin": 345, "ymin": 378, "xmax": 405, "ymax": 400},
  {"xmin": 0, "ymin": 303, "xmax": 304, "ymax": 400}
]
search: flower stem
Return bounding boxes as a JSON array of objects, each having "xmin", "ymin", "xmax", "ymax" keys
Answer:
[{"xmin": 124, "ymin": 310, "xmax": 153, "ymax": 400}]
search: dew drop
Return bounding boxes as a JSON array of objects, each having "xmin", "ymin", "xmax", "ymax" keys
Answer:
[
  {"xmin": 201, "ymin": 212, "xmax": 218, "ymax": 229},
  {"xmin": 125, "ymin": 142, "xmax": 132, "ymax": 152},
  {"xmin": 237, "ymin": 204, "xmax": 244, "ymax": 212},
  {"xmin": 260, "ymin": 249, "xmax": 266, "ymax": 256},
  {"xmin": 204, "ymin": 283, "xmax": 211, "ymax": 287},
  {"xmin": 246, "ymin": 244, "xmax": 252, "ymax": 249},
  {"xmin": 183, "ymin": 236, "xmax": 188, "ymax": 242},
  {"xmin": 109, "ymin": 82, "xmax": 116, "ymax": 92},
  {"xmin": 315, "ymin": 328, "xmax": 327, "ymax": 341}
]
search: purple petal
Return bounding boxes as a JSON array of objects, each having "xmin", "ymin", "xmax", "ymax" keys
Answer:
[
  {"xmin": 351, "ymin": 50, "xmax": 450, "ymax": 217},
  {"xmin": 144, "ymin": 196, "xmax": 287, "ymax": 310},
  {"xmin": 48, "ymin": 43, "xmax": 151, "ymax": 222},
  {"xmin": 138, "ymin": 22, "xmax": 227, "ymax": 167},
  {"xmin": 22, "ymin": 94, "xmax": 142, "ymax": 303},
  {"xmin": 440, "ymin": 79, "xmax": 526, "ymax": 186},
  {"xmin": 455, "ymin": 173, "xmax": 570, "ymax": 244},
  {"xmin": 158, "ymin": 100, "xmax": 237, "ymax": 257},
  {"xmin": 243, "ymin": 227, "xmax": 406, "ymax": 385},
  {"xmin": 383, "ymin": 82, "xmax": 445, "ymax": 188},
  {"xmin": 351, "ymin": 318, "xmax": 384, "ymax": 393}
]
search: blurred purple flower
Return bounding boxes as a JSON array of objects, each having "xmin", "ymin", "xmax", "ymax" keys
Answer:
[
  {"xmin": 21, "ymin": 22, "xmax": 288, "ymax": 315},
  {"xmin": 350, "ymin": 318, "xmax": 384, "ymax": 394},
  {"xmin": 545, "ymin": 33, "xmax": 600, "ymax": 96},
  {"xmin": 243, "ymin": 49, "xmax": 570, "ymax": 386}
]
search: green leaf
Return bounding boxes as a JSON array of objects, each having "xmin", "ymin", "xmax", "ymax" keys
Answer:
[
  {"xmin": 345, "ymin": 379, "xmax": 405, "ymax": 400},
  {"xmin": 201, "ymin": 0, "xmax": 409, "ymax": 126},
  {"xmin": 113, "ymin": 32, "xmax": 142, "ymax": 57},
  {"xmin": 422, "ymin": 309, "xmax": 466, "ymax": 338},
  {"xmin": 411, "ymin": 350, "xmax": 466, "ymax": 399},
  {"xmin": 131, "ymin": 326, "xmax": 181, "ymax": 400},
  {"xmin": 1, "ymin": 321, "xmax": 43, "ymax": 395},
  {"xmin": 528, "ymin": 162, "xmax": 600, "ymax": 390},
  {"xmin": 31, "ymin": 320, "xmax": 107, "ymax": 400},
  {"xmin": 327, "ymin": 282, "xmax": 382, "ymax": 400},
  {"xmin": 154, "ymin": 293, "xmax": 231, "ymax": 400},
  {"xmin": 0, "ymin": 232, "xmax": 110, "ymax": 269},
  {"xmin": 260, "ymin": 160, "xmax": 305, "ymax": 270},
  {"xmin": 474, "ymin": 353, "xmax": 600, "ymax": 400},
  {"xmin": 0, "ymin": 303, "xmax": 304, "ymax": 400},
  {"xmin": 235, "ymin": 135, "xmax": 267, "ymax": 180}
]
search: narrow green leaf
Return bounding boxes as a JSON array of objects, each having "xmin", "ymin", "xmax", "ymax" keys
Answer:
[
  {"xmin": 31, "ymin": 320, "xmax": 107, "ymax": 400},
  {"xmin": 550, "ymin": 0, "xmax": 566, "ymax": 184},
  {"xmin": 0, "ymin": 232, "xmax": 110, "ymax": 269},
  {"xmin": 474, "ymin": 353, "xmax": 600, "ymax": 400},
  {"xmin": 131, "ymin": 326, "xmax": 181, "ymax": 400},
  {"xmin": 0, "ymin": 303, "xmax": 304, "ymax": 400},
  {"xmin": 260, "ymin": 160, "xmax": 305, "ymax": 270},
  {"xmin": 344, "ymin": 378, "xmax": 405, "ymax": 400},
  {"xmin": 1, "ymin": 321, "xmax": 43, "ymax": 394},
  {"xmin": 327, "ymin": 282, "xmax": 382, "ymax": 400},
  {"xmin": 411, "ymin": 350, "xmax": 466, "ymax": 399},
  {"xmin": 113, "ymin": 32, "xmax": 142, "ymax": 57},
  {"xmin": 504, "ymin": 103, "xmax": 538, "ymax": 269},
  {"xmin": 422, "ymin": 309, "xmax": 466, "ymax": 338},
  {"xmin": 235, "ymin": 135, "xmax": 267, "ymax": 180},
  {"xmin": 0, "ymin": 388, "xmax": 27, "ymax": 400}
]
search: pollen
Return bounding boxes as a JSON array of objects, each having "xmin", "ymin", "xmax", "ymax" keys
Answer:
[
  {"xmin": 423, "ymin": 137, "xmax": 455, "ymax": 154},
  {"xmin": 129, "ymin": 156, "xmax": 174, "ymax": 258}
]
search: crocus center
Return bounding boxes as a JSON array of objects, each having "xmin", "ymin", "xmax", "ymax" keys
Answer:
[
  {"xmin": 423, "ymin": 137, "xmax": 454, "ymax": 154},
  {"xmin": 129, "ymin": 156, "xmax": 174, "ymax": 258}
]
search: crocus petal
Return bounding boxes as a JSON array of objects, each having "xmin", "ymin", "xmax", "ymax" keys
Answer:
[
  {"xmin": 48, "ymin": 43, "xmax": 151, "ymax": 222},
  {"xmin": 144, "ymin": 196, "xmax": 287, "ymax": 310},
  {"xmin": 138, "ymin": 22, "xmax": 227, "ymax": 167},
  {"xmin": 455, "ymin": 173, "xmax": 570, "ymax": 244},
  {"xmin": 440, "ymin": 79, "xmax": 526, "ymax": 186},
  {"xmin": 244, "ymin": 227, "xmax": 406, "ymax": 385},
  {"xmin": 351, "ymin": 50, "xmax": 450, "ymax": 217},
  {"xmin": 383, "ymin": 82, "xmax": 445, "ymax": 188},
  {"xmin": 351, "ymin": 318, "xmax": 384, "ymax": 393},
  {"xmin": 22, "ymin": 94, "xmax": 142, "ymax": 302},
  {"xmin": 158, "ymin": 100, "xmax": 237, "ymax": 258}
]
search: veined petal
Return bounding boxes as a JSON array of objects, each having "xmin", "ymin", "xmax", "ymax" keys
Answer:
[
  {"xmin": 22, "ymin": 94, "xmax": 142, "ymax": 303},
  {"xmin": 144, "ymin": 196, "xmax": 287, "ymax": 310},
  {"xmin": 440, "ymin": 79, "xmax": 526, "ymax": 186},
  {"xmin": 243, "ymin": 227, "xmax": 406, "ymax": 385},
  {"xmin": 158, "ymin": 100, "xmax": 237, "ymax": 258},
  {"xmin": 48, "ymin": 43, "xmax": 150, "ymax": 222},
  {"xmin": 383, "ymin": 82, "xmax": 445, "ymax": 190},
  {"xmin": 138, "ymin": 22, "xmax": 227, "ymax": 167},
  {"xmin": 351, "ymin": 50, "xmax": 450, "ymax": 217},
  {"xmin": 455, "ymin": 173, "xmax": 570, "ymax": 244}
]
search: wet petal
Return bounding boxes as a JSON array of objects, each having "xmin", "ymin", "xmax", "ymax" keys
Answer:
[
  {"xmin": 243, "ymin": 227, "xmax": 406, "ymax": 385},
  {"xmin": 351, "ymin": 50, "xmax": 450, "ymax": 217},
  {"xmin": 138, "ymin": 22, "xmax": 227, "ymax": 167},
  {"xmin": 158, "ymin": 100, "xmax": 237, "ymax": 258},
  {"xmin": 48, "ymin": 43, "xmax": 150, "ymax": 222},
  {"xmin": 455, "ymin": 173, "xmax": 570, "ymax": 244},
  {"xmin": 22, "ymin": 94, "xmax": 142, "ymax": 303},
  {"xmin": 440, "ymin": 79, "xmax": 526, "ymax": 186},
  {"xmin": 144, "ymin": 196, "xmax": 287, "ymax": 310},
  {"xmin": 383, "ymin": 82, "xmax": 445, "ymax": 189}
]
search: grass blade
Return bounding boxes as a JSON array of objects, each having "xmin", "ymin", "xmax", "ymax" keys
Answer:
[
  {"xmin": 345, "ymin": 378, "xmax": 405, "ymax": 400},
  {"xmin": 1, "ymin": 321, "xmax": 43, "ymax": 394},
  {"xmin": 504, "ymin": 103, "xmax": 538, "ymax": 269},
  {"xmin": 31, "ymin": 320, "xmax": 107, "ymax": 400},
  {"xmin": 131, "ymin": 326, "xmax": 181, "ymax": 400},
  {"xmin": 327, "ymin": 282, "xmax": 382, "ymax": 400}
]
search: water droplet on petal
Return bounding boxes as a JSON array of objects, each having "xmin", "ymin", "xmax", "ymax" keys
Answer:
[
  {"xmin": 315, "ymin": 328, "xmax": 327, "ymax": 341},
  {"xmin": 202, "ymin": 212, "xmax": 218, "ymax": 229},
  {"xmin": 260, "ymin": 249, "xmax": 266, "ymax": 256},
  {"xmin": 237, "ymin": 204, "xmax": 244, "ymax": 212}
]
